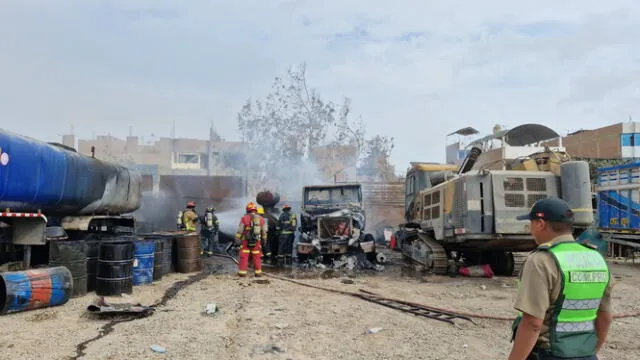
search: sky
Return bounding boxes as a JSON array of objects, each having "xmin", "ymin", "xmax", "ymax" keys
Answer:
[{"xmin": 1, "ymin": 0, "xmax": 639, "ymax": 173}]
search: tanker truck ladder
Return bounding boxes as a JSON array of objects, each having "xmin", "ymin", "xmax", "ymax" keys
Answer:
[{"xmin": 0, "ymin": 211, "xmax": 49, "ymax": 268}]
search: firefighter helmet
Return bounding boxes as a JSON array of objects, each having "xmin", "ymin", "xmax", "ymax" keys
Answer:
[
  {"xmin": 206, "ymin": 206, "xmax": 215, "ymax": 212},
  {"xmin": 246, "ymin": 202, "xmax": 258, "ymax": 213},
  {"xmin": 257, "ymin": 206, "xmax": 265, "ymax": 215},
  {"xmin": 282, "ymin": 204, "xmax": 291, "ymax": 210},
  {"xmin": 187, "ymin": 201, "xmax": 196, "ymax": 208}
]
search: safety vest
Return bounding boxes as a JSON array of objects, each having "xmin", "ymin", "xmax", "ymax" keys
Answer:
[{"xmin": 512, "ymin": 241, "xmax": 610, "ymax": 358}]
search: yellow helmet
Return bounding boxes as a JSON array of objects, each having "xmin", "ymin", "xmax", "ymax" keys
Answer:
[{"xmin": 257, "ymin": 206, "xmax": 265, "ymax": 215}]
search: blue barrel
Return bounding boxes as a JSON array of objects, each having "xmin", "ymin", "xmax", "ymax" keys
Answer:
[
  {"xmin": 132, "ymin": 240, "xmax": 155, "ymax": 285},
  {"xmin": 0, "ymin": 266, "xmax": 72, "ymax": 314}
]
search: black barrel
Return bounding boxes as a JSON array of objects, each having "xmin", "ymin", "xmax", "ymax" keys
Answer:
[
  {"xmin": 48, "ymin": 240, "xmax": 88, "ymax": 298},
  {"xmin": 153, "ymin": 239, "xmax": 164, "ymax": 281},
  {"xmin": 86, "ymin": 240, "xmax": 100, "ymax": 292},
  {"xmin": 165, "ymin": 234, "xmax": 175, "ymax": 274},
  {"xmin": 95, "ymin": 242, "xmax": 135, "ymax": 296}
]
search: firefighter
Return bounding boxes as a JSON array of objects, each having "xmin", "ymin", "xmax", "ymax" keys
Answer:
[
  {"xmin": 200, "ymin": 206, "xmax": 220, "ymax": 256},
  {"xmin": 276, "ymin": 204, "xmax": 296, "ymax": 266},
  {"xmin": 234, "ymin": 202, "xmax": 267, "ymax": 277},
  {"xmin": 181, "ymin": 201, "xmax": 199, "ymax": 232},
  {"xmin": 256, "ymin": 206, "xmax": 272, "ymax": 260}
]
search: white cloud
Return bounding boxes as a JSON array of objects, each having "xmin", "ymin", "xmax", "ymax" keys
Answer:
[{"xmin": 0, "ymin": 0, "xmax": 638, "ymax": 170}]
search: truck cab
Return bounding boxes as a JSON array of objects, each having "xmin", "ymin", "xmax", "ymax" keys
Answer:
[{"xmin": 297, "ymin": 183, "xmax": 376, "ymax": 263}]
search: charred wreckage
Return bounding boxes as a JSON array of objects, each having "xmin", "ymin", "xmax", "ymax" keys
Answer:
[{"xmin": 295, "ymin": 184, "xmax": 384, "ymax": 270}]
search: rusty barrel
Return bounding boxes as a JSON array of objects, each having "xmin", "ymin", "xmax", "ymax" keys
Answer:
[
  {"xmin": 175, "ymin": 233, "xmax": 202, "ymax": 273},
  {"xmin": 96, "ymin": 242, "xmax": 135, "ymax": 296},
  {"xmin": 48, "ymin": 240, "xmax": 88, "ymax": 298},
  {"xmin": 0, "ymin": 266, "xmax": 73, "ymax": 314}
]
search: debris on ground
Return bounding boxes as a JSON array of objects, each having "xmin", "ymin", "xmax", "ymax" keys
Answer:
[
  {"xmin": 253, "ymin": 343, "xmax": 286, "ymax": 355},
  {"xmin": 367, "ymin": 327, "xmax": 383, "ymax": 334},
  {"xmin": 151, "ymin": 344, "xmax": 167, "ymax": 353},
  {"xmin": 86, "ymin": 297, "xmax": 155, "ymax": 318},
  {"xmin": 458, "ymin": 264, "xmax": 494, "ymax": 278},
  {"xmin": 204, "ymin": 303, "xmax": 218, "ymax": 315}
]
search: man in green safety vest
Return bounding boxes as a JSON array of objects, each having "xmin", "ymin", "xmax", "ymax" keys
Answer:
[{"xmin": 508, "ymin": 198, "xmax": 614, "ymax": 360}]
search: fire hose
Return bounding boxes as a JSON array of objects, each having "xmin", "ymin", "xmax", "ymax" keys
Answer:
[{"xmin": 211, "ymin": 253, "xmax": 640, "ymax": 321}]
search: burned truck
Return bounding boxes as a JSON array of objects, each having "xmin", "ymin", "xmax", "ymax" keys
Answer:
[{"xmin": 296, "ymin": 183, "xmax": 377, "ymax": 264}]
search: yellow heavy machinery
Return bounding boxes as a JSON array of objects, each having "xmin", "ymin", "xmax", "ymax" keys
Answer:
[{"xmin": 394, "ymin": 124, "xmax": 594, "ymax": 276}]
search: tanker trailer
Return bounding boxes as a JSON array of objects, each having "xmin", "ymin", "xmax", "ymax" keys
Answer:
[
  {"xmin": 394, "ymin": 124, "xmax": 594, "ymax": 276},
  {"xmin": 0, "ymin": 129, "xmax": 142, "ymax": 267}
]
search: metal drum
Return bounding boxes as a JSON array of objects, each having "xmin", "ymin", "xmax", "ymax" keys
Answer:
[
  {"xmin": 153, "ymin": 239, "xmax": 164, "ymax": 281},
  {"xmin": 163, "ymin": 234, "xmax": 174, "ymax": 275},
  {"xmin": 132, "ymin": 240, "xmax": 154, "ymax": 285},
  {"xmin": 86, "ymin": 239, "xmax": 100, "ymax": 292},
  {"xmin": 175, "ymin": 233, "xmax": 202, "ymax": 273},
  {"xmin": 48, "ymin": 240, "xmax": 88, "ymax": 298},
  {"xmin": 96, "ymin": 242, "xmax": 134, "ymax": 296},
  {"xmin": 0, "ymin": 266, "xmax": 73, "ymax": 314}
]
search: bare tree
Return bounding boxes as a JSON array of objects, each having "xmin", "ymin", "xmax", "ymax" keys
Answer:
[
  {"xmin": 237, "ymin": 62, "xmax": 396, "ymax": 194},
  {"xmin": 361, "ymin": 135, "xmax": 396, "ymax": 181}
]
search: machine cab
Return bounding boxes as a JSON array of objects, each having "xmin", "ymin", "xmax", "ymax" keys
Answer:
[{"xmin": 404, "ymin": 163, "xmax": 458, "ymax": 222}]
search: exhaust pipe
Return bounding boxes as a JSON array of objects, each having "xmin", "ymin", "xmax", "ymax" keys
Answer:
[{"xmin": 458, "ymin": 146, "xmax": 482, "ymax": 174}]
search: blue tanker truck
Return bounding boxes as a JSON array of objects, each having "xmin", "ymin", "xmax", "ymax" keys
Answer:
[
  {"xmin": 594, "ymin": 162, "xmax": 640, "ymax": 256},
  {"xmin": 0, "ymin": 129, "xmax": 142, "ymax": 268}
]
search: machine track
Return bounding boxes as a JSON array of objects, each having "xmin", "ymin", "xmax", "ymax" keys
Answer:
[
  {"xmin": 510, "ymin": 252, "xmax": 529, "ymax": 278},
  {"xmin": 415, "ymin": 232, "xmax": 449, "ymax": 275}
]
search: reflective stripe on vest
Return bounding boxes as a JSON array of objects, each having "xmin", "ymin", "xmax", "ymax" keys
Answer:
[{"xmin": 514, "ymin": 241, "xmax": 610, "ymax": 358}]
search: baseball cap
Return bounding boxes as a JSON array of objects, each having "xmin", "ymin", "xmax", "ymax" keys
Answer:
[{"xmin": 516, "ymin": 197, "xmax": 575, "ymax": 223}]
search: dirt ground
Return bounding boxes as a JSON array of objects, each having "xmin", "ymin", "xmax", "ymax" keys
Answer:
[{"xmin": 0, "ymin": 253, "xmax": 638, "ymax": 360}]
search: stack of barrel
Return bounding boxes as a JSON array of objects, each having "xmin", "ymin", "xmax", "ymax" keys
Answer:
[{"xmin": 42, "ymin": 231, "xmax": 204, "ymax": 298}]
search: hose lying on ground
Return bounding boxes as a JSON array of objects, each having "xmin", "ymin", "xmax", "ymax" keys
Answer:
[{"xmin": 210, "ymin": 253, "xmax": 640, "ymax": 321}]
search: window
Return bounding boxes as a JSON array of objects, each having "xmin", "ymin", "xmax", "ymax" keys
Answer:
[
  {"xmin": 406, "ymin": 175, "xmax": 415, "ymax": 195},
  {"xmin": 175, "ymin": 153, "xmax": 199, "ymax": 164},
  {"xmin": 172, "ymin": 152, "xmax": 202, "ymax": 169},
  {"xmin": 620, "ymin": 133, "xmax": 640, "ymax": 147}
]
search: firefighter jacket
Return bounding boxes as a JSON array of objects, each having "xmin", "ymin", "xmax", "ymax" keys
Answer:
[
  {"xmin": 182, "ymin": 209, "xmax": 199, "ymax": 232},
  {"xmin": 277, "ymin": 211, "xmax": 297, "ymax": 235},
  {"xmin": 235, "ymin": 213, "xmax": 267, "ymax": 247},
  {"xmin": 511, "ymin": 241, "xmax": 610, "ymax": 358}
]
